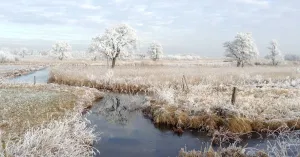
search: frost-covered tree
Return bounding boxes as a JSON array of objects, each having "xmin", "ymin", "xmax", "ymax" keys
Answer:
[
  {"xmin": 148, "ymin": 41, "xmax": 163, "ymax": 61},
  {"xmin": 224, "ymin": 32, "xmax": 259, "ymax": 67},
  {"xmin": 18, "ymin": 47, "xmax": 29, "ymax": 58},
  {"xmin": 0, "ymin": 50, "xmax": 18, "ymax": 63},
  {"xmin": 90, "ymin": 24, "xmax": 138, "ymax": 68},
  {"xmin": 285, "ymin": 54, "xmax": 300, "ymax": 61},
  {"xmin": 265, "ymin": 40, "xmax": 283, "ymax": 65},
  {"xmin": 51, "ymin": 41, "xmax": 72, "ymax": 60}
]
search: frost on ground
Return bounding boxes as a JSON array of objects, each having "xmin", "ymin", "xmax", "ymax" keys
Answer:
[
  {"xmin": 178, "ymin": 130, "xmax": 300, "ymax": 157},
  {"xmin": 50, "ymin": 63, "xmax": 300, "ymax": 133},
  {"xmin": 1, "ymin": 113, "xmax": 99, "ymax": 157},
  {"xmin": 49, "ymin": 65, "xmax": 300, "ymax": 91},
  {"xmin": 48, "ymin": 64, "xmax": 300, "ymax": 134},
  {"xmin": 0, "ymin": 84, "xmax": 103, "ymax": 157}
]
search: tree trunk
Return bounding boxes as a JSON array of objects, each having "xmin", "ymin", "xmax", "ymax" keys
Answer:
[
  {"xmin": 111, "ymin": 57, "xmax": 117, "ymax": 68},
  {"xmin": 237, "ymin": 61, "xmax": 241, "ymax": 67},
  {"xmin": 272, "ymin": 59, "xmax": 276, "ymax": 66}
]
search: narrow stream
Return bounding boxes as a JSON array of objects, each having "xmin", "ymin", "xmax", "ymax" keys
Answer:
[
  {"xmin": 9, "ymin": 68, "xmax": 272, "ymax": 157},
  {"xmin": 8, "ymin": 68, "xmax": 49, "ymax": 83},
  {"xmin": 88, "ymin": 94, "xmax": 269, "ymax": 157}
]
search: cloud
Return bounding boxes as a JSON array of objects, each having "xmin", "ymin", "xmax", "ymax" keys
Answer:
[
  {"xmin": 80, "ymin": 4, "xmax": 102, "ymax": 10},
  {"xmin": 235, "ymin": 0, "xmax": 270, "ymax": 7},
  {"xmin": 85, "ymin": 16, "xmax": 107, "ymax": 24},
  {"xmin": 114, "ymin": 0, "xmax": 127, "ymax": 5},
  {"xmin": 135, "ymin": 23, "xmax": 144, "ymax": 26},
  {"xmin": 0, "ymin": 0, "xmax": 300, "ymax": 56},
  {"xmin": 132, "ymin": 5, "xmax": 147, "ymax": 13},
  {"xmin": 151, "ymin": 1, "xmax": 187, "ymax": 9}
]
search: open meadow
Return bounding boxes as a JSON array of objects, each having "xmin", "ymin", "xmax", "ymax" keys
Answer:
[
  {"xmin": 0, "ymin": 58, "xmax": 300, "ymax": 156},
  {"xmin": 45, "ymin": 59, "xmax": 300, "ymax": 156},
  {"xmin": 1, "ymin": 0, "xmax": 300, "ymax": 155}
]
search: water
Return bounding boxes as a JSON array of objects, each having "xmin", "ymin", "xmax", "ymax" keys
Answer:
[
  {"xmin": 9, "ymin": 68, "xmax": 49, "ymax": 83},
  {"xmin": 87, "ymin": 94, "xmax": 269, "ymax": 157},
  {"xmin": 9, "ymin": 68, "xmax": 271, "ymax": 156}
]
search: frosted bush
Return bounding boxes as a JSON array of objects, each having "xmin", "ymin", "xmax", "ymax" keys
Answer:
[
  {"xmin": 163, "ymin": 54, "xmax": 202, "ymax": 60},
  {"xmin": 153, "ymin": 87, "xmax": 175, "ymax": 104},
  {"xmin": 267, "ymin": 130, "xmax": 300, "ymax": 157},
  {"xmin": 265, "ymin": 40, "xmax": 284, "ymax": 65},
  {"xmin": 148, "ymin": 41, "xmax": 163, "ymax": 61},
  {"xmin": 0, "ymin": 50, "xmax": 19, "ymax": 63},
  {"xmin": 3, "ymin": 113, "xmax": 99, "ymax": 157},
  {"xmin": 51, "ymin": 41, "xmax": 72, "ymax": 60},
  {"xmin": 104, "ymin": 69, "xmax": 114, "ymax": 83}
]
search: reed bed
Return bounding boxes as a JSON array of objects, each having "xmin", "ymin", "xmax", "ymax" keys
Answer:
[
  {"xmin": 178, "ymin": 129, "xmax": 300, "ymax": 157},
  {"xmin": 49, "ymin": 64, "xmax": 300, "ymax": 134}
]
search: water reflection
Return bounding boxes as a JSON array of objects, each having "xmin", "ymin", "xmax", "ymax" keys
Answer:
[
  {"xmin": 94, "ymin": 94, "xmax": 148, "ymax": 125},
  {"xmin": 88, "ymin": 94, "xmax": 270, "ymax": 157}
]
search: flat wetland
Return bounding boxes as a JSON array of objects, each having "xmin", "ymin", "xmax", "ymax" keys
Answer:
[{"xmin": 1, "ymin": 60, "xmax": 300, "ymax": 156}]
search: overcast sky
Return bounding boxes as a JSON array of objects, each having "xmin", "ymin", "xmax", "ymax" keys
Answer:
[{"xmin": 0, "ymin": 0, "xmax": 299, "ymax": 57}]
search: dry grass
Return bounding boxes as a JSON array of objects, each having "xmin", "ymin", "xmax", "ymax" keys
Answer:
[
  {"xmin": 0, "ymin": 83, "xmax": 103, "ymax": 156},
  {"xmin": 1, "ymin": 113, "xmax": 100, "ymax": 157},
  {"xmin": 145, "ymin": 86, "xmax": 300, "ymax": 133},
  {"xmin": 48, "ymin": 63, "xmax": 300, "ymax": 133},
  {"xmin": 0, "ymin": 84, "xmax": 103, "ymax": 139},
  {"xmin": 179, "ymin": 129, "xmax": 300, "ymax": 157},
  {"xmin": 49, "ymin": 64, "xmax": 300, "ymax": 90},
  {"xmin": 178, "ymin": 144, "xmax": 268, "ymax": 157}
]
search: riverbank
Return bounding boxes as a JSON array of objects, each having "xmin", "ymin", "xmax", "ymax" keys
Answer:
[
  {"xmin": 49, "ymin": 65, "xmax": 300, "ymax": 135},
  {"xmin": 3, "ymin": 61, "xmax": 300, "ymax": 156},
  {"xmin": 0, "ymin": 84, "xmax": 103, "ymax": 156},
  {"xmin": 0, "ymin": 64, "xmax": 48, "ymax": 81}
]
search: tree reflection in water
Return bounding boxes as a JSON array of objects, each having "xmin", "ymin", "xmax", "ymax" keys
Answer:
[{"xmin": 96, "ymin": 94, "xmax": 148, "ymax": 125}]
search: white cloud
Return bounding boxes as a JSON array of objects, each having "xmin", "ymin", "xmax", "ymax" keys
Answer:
[
  {"xmin": 114, "ymin": 0, "xmax": 127, "ymax": 5},
  {"xmin": 235, "ymin": 0, "xmax": 270, "ymax": 7},
  {"xmin": 151, "ymin": 1, "xmax": 187, "ymax": 9},
  {"xmin": 80, "ymin": 4, "xmax": 102, "ymax": 10},
  {"xmin": 85, "ymin": 16, "xmax": 106, "ymax": 23},
  {"xmin": 135, "ymin": 23, "xmax": 144, "ymax": 26},
  {"xmin": 133, "ymin": 5, "xmax": 147, "ymax": 13}
]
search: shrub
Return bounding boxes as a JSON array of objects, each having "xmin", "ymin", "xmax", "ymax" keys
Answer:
[
  {"xmin": 284, "ymin": 54, "xmax": 300, "ymax": 61},
  {"xmin": 0, "ymin": 51, "xmax": 19, "ymax": 63},
  {"xmin": 2, "ymin": 113, "xmax": 99, "ymax": 157}
]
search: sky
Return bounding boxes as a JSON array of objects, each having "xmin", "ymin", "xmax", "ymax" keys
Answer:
[{"xmin": 0, "ymin": 0, "xmax": 299, "ymax": 57}]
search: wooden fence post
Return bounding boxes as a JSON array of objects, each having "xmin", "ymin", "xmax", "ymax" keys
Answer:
[
  {"xmin": 34, "ymin": 76, "xmax": 36, "ymax": 85},
  {"xmin": 231, "ymin": 87, "xmax": 237, "ymax": 105},
  {"xmin": 182, "ymin": 75, "xmax": 189, "ymax": 92}
]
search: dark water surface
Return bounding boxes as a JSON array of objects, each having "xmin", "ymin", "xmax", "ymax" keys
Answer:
[{"xmin": 87, "ymin": 94, "xmax": 269, "ymax": 157}]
